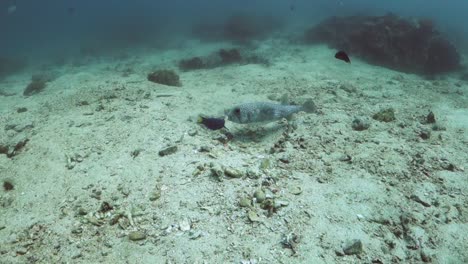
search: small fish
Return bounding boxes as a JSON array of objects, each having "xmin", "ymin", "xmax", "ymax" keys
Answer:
[
  {"xmin": 335, "ymin": 51, "xmax": 351, "ymax": 63},
  {"xmin": 225, "ymin": 99, "xmax": 316, "ymax": 124},
  {"xmin": 198, "ymin": 116, "xmax": 226, "ymax": 130}
]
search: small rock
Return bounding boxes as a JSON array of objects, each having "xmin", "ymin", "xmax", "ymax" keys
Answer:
[
  {"xmin": 16, "ymin": 107, "xmax": 28, "ymax": 113},
  {"xmin": 128, "ymin": 231, "xmax": 146, "ymax": 241},
  {"xmin": 224, "ymin": 167, "xmax": 243, "ymax": 178},
  {"xmin": 421, "ymin": 249, "xmax": 432, "ymax": 262},
  {"xmin": 259, "ymin": 158, "xmax": 271, "ymax": 170},
  {"xmin": 278, "ymin": 155, "xmax": 290, "ymax": 164},
  {"xmin": 246, "ymin": 169, "xmax": 261, "ymax": 179},
  {"xmin": 239, "ymin": 197, "xmax": 252, "ymax": 208},
  {"xmin": 351, "ymin": 117, "xmax": 370, "ymax": 131},
  {"xmin": 418, "ymin": 128, "xmax": 431, "ymax": 140},
  {"xmin": 158, "ymin": 145, "xmax": 178, "ymax": 156},
  {"xmin": 210, "ymin": 164, "xmax": 224, "ymax": 181},
  {"xmin": 16, "ymin": 247, "xmax": 28, "ymax": 255},
  {"xmin": 189, "ymin": 230, "xmax": 203, "ymax": 240},
  {"xmin": 335, "ymin": 247, "xmax": 345, "ymax": 256},
  {"xmin": 253, "ymin": 189, "xmax": 266, "ymax": 203},
  {"xmin": 199, "ymin": 145, "xmax": 212, "ymax": 152},
  {"xmin": 342, "ymin": 239, "xmax": 363, "ymax": 255},
  {"xmin": 131, "ymin": 148, "xmax": 143, "ymax": 158},
  {"xmin": 71, "ymin": 252, "xmax": 82, "ymax": 259},
  {"xmin": 247, "ymin": 210, "xmax": 261, "ymax": 222},
  {"xmin": 147, "ymin": 69, "xmax": 181, "ymax": 87},
  {"xmin": 410, "ymin": 194, "xmax": 431, "ymax": 207},
  {"xmin": 426, "ymin": 111, "xmax": 436, "ymax": 124},
  {"xmin": 432, "ymin": 123, "xmax": 446, "ymax": 131},
  {"xmin": 149, "ymin": 190, "xmax": 161, "ymax": 201},
  {"xmin": 179, "ymin": 219, "xmax": 191, "ymax": 231}
]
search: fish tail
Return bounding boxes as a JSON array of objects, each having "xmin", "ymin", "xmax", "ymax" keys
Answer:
[{"xmin": 302, "ymin": 99, "xmax": 317, "ymax": 113}]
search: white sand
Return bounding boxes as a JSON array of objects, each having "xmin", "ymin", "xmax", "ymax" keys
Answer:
[{"xmin": 0, "ymin": 40, "xmax": 467, "ymax": 263}]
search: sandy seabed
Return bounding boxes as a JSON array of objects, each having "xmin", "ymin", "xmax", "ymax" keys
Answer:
[{"xmin": 0, "ymin": 39, "xmax": 467, "ymax": 263}]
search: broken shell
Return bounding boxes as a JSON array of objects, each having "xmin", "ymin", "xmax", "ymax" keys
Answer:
[
  {"xmin": 189, "ymin": 230, "xmax": 202, "ymax": 240},
  {"xmin": 87, "ymin": 216, "xmax": 104, "ymax": 226},
  {"xmin": 248, "ymin": 210, "xmax": 261, "ymax": 222},
  {"xmin": 179, "ymin": 219, "xmax": 191, "ymax": 231},
  {"xmin": 289, "ymin": 186, "xmax": 303, "ymax": 195}
]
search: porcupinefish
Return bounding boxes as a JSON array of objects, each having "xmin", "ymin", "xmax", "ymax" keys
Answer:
[{"xmin": 225, "ymin": 99, "xmax": 316, "ymax": 124}]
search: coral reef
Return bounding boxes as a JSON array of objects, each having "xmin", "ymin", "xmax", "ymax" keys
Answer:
[
  {"xmin": 304, "ymin": 14, "xmax": 461, "ymax": 75},
  {"xmin": 218, "ymin": 48, "xmax": 242, "ymax": 64},
  {"xmin": 147, "ymin": 69, "xmax": 181, "ymax": 87},
  {"xmin": 178, "ymin": 57, "xmax": 205, "ymax": 71},
  {"xmin": 178, "ymin": 48, "xmax": 268, "ymax": 71}
]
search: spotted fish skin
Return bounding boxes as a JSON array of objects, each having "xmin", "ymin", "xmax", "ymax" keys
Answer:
[{"xmin": 225, "ymin": 100, "xmax": 316, "ymax": 124}]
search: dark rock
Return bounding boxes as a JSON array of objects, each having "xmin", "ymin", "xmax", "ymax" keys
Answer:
[
  {"xmin": 426, "ymin": 111, "xmax": 436, "ymax": 124},
  {"xmin": 305, "ymin": 14, "xmax": 461, "ymax": 75},
  {"xmin": 218, "ymin": 48, "xmax": 242, "ymax": 64},
  {"xmin": 158, "ymin": 145, "xmax": 178, "ymax": 156},
  {"xmin": 0, "ymin": 145, "xmax": 8, "ymax": 155},
  {"xmin": 373, "ymin": 108, "xmax": 396, "ymax": 122},
  {"xmin": 432, "ymin": 123, "xmax": 446, "ymax": 131},
  {"xmin": 410, "ymin": 194, "xmax": 431, "ymax": 207},
  {"xmin": 147, "ymin": 69, "xmax": 181, "ymax": 87},
  {"xmin": 5, "ymin": 139, "xmax": 30, "ymax": 158},
  {"xmin": 3, "ymin": 180, "xmax": 14, "ymax": 191},
  {"xmin": 352, "ymin": 117, "xmax": 370, "ymax": 131},
  {"xmin": 24, "ymin": 79, "xmax": 47, "ymax": 96},
  {"xmin": 342, "ymin": 239, "xmax": 363, "ymax": 255},
  {"xmin": 418, "ymin": 128, "xmax": 431, "ymax": 140},
  {"xmin": 16, "ymin": 107, "xmax": 28, "ymax": 113},
  {"xmin": 421, "ymin": 250, "xmax": 432, "ymax": 262}
]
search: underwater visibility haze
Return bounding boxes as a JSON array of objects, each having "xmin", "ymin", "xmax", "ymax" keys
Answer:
[{"xmin": 0, "ymin": 0, "xmax": 467, "ymax": 263}]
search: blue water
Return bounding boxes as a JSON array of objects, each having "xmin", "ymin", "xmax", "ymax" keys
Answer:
[{"xmin": 1, "ymin": 0, "xmax": 468, "ymax": 61}]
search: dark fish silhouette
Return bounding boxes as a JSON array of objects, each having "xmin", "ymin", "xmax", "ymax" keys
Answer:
[
  {"xmin": 335, "ymin": 51, "xmax": 351, "ymax": 63},
  {"xmin": 198, "ymin": 116, "xmax": 226, "ymax": 130},
  {"xmin": 67, "ymin": 7, "xmax": 76, "ymax": 15}
]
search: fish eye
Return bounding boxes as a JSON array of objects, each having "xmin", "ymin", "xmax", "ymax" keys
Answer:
[{"xmin": 234, "ymin": 108, "xmax": 240, "ymax": 114}]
